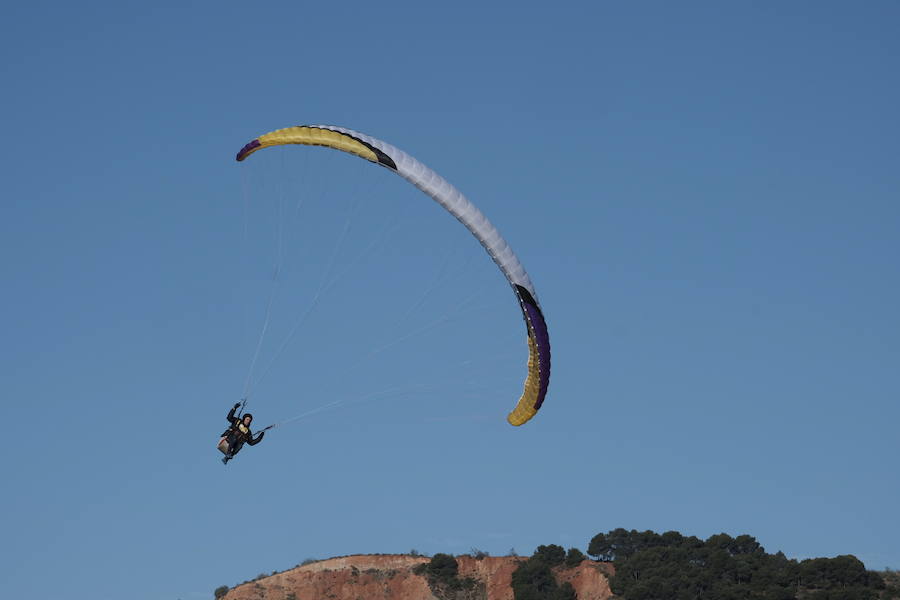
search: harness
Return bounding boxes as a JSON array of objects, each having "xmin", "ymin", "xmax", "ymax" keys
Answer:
[{"xmin": 226, "ymin": 420, "xmax": 252, "ymax": 446}]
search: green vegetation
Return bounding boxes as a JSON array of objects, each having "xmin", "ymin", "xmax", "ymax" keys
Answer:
[
  {"xmin": 565, "ymin": 548, "xmax": 586, "ymax": 568},
  {"xmin": 532, "ymin": 544, "xmax": 566, "ymax": 567},
  {"xmin": 217, "ymin": 529, "xmax": 896, "ymax": 600},
  {"xmin": 414, "ymin": 553, "xmax": 483, "ymax": 600},
  {"xmin": 881, "ymin": 570, "xmax": 900, "ymax": 598},
  {"xmin": 511, "ymin": 545, "xmax": 578, "ymax": 600},
  {"xmin": 415, "ymin": 553, "xmax": 459, "ymax": 581},
  {"xmin": 586, "ymin": 528, "xmax": 898, "ymax": 600}
]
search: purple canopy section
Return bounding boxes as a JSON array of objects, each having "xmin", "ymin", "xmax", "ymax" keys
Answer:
[
  {"xmin": 236, "ymin": 139, "xmax": 261, "ymax": 161},
  {"xmin": 516, "ymin": 285, "xmax": 551, "ymax": 411}
]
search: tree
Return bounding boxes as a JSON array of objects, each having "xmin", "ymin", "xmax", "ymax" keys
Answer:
[
  {"xmin": 512, "ymin": 559, "xmax": 558, "ymax": 600},
  {"xmin": 566, "ymin": 547, "xmax": 586, "ymax": 568},
  {"xmin": 511, "ymin": 544, "xmax": 578, "ymax": 600},
  {"xmin": 588, "ymin": 531, "xmax": 612, "ymax": 561},
  {"xmin": 588, "ymin": 528, "xmax": 665, "ymax": 561},
  {"xmin": 418, "ymin": 553, "xmax": 458, "ymax": 582},
  {"xmin": 415, "ymin": 553, "xmax": 482, "ymax": 600},
  {"xmin": 554, "ymin": 582, "xmax": 577, "ymax": 600},
  {"xmin": 533, "ymin": 544, "xmax": 566, "ymax": 567}
]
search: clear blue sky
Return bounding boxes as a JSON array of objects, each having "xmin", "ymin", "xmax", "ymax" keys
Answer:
[{"xmin": 2, "ymin": 2, "xmax": 898, "ymax": 599}]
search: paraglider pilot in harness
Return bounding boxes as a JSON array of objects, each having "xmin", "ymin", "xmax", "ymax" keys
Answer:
[{"xmin": 218, "ymin": 402, "xmax": 265, "ymax": 464}]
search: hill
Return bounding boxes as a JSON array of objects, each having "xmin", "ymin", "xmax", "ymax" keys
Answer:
[
  {"xmin": 218, "ymin": 554, "xmax": 613, "ymax": 600},
  {"xmin": 214, "ymin": 529, "xmax": 900, "ymax": 600}
]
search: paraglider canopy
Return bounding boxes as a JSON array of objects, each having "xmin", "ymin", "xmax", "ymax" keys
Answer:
[{"xmin": 236, "ymin": 125, "xmax": 550, "ymax": 425}]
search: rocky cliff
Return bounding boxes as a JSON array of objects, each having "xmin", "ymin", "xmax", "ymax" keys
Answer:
[{"xmin": 222, "ymin": 554, "xmax": 613, "ymax": 600}]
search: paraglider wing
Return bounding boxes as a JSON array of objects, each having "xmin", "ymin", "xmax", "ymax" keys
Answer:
[{"xmin": 236, "ymin": 125, "xmax": 550, "ymax": 425}]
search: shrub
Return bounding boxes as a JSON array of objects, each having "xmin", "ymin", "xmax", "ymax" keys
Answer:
[{"xmin": 213, "ymin": 585, "xmax": 229, "ymax": 599}]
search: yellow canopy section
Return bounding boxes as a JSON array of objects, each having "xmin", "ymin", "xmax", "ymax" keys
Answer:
[
  {"xmin": 236, "ymin": 126, "xmax": 396, "ymax": 169},
  {"xmin": 507, "ymin": 332, "xmax": 542, "ymax": 426}
]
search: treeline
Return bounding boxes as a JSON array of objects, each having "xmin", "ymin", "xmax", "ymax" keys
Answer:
[
  {"xmin": 587, "ymin": 528, "xmax": 898, "ymax": 600},
  {"xmin": 493, "ymin": 528, "xmax": 899, "ymax": 600}
]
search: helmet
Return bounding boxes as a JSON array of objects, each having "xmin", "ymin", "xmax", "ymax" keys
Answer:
[{"xmin": 242, "ymin": 413, "xmax": 253, "ymax": 422}]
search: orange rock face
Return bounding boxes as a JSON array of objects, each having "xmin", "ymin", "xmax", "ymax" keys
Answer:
[
  {"xmin": 223, "ymin": 555, "xmax": 614, "ymax": 600},
  {"xmin": 555, "ymin": 561, "xmax": 615, "ymax": 600}
]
